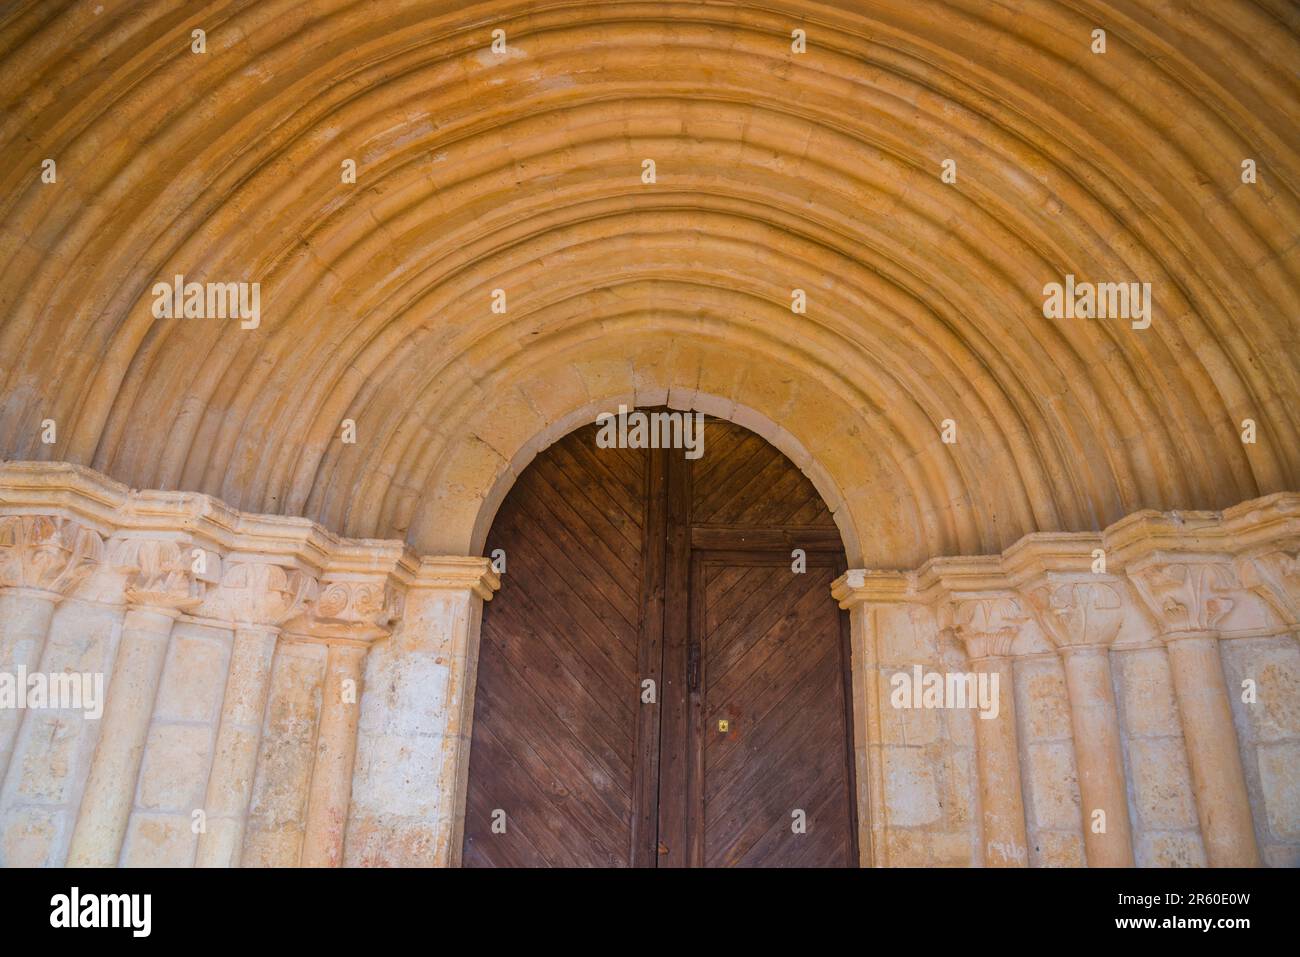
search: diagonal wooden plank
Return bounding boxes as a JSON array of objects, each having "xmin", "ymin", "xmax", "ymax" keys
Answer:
[
  {"xmin": 499, "ymin": 490, "xmax": 642, "ymax": 631},
  {"xmin": 543, "ymin": 438, "xmax": 644, "ymax": 546},
  {"xmin": 491, "ymin": 511, "xmax": 640, "ymax": 662},
  {"xmin": 703, "ymin": 693, "xmax": 837, "ymax": 867},
  {"xmin": 693, "ymin": 439, "xmax": 780, "ymax": 523},
  {"xmin": 706, "ymin": 570, "xmax": 832, "ymax": 691},
  {"xmin": 705, "ymin": 641, "xmax": 841, "ymax": 810},
  {"xmin": 486, "ymin": 563, "xmax": 636, "ymax": 725},
  {"xmin": 524, "ymin": 452, "xmax": 645, "ymax": 572},
  {"xmin": 477, "ymin": 646, "xmax": 634, "ymax": 831},
  {"xmin": 480, "ymin": 599, "xmax": 636, "ymax": 770}
]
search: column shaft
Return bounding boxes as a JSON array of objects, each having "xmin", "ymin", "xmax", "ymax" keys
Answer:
[
  {"xmin": 300, "ymin": 642, "xmax": 367, "ymax": 867},
  {"xmin": 67, "ymin": 606, "xmax": 176, "ymax": 867},
  {"xmin": 1164, "ymin": 635, "xmax": 1260, "ymax": 866},
  {"xmin": 1059, "ymin": 646, "xmax": 1134, "ymax": 866},
  {"xmin": 0, "ymin": 588, "xmax": 59, "ymax": 785},
  {"xmin": 970, "ymin": 656, "xmax": 1028, "ymax": 866},
  {"xmin": 195, "ymin": 625, "xmax": 279, "ymax": 867}
]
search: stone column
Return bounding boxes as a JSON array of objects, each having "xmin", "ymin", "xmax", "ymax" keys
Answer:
[
  {"xmin": 1025, "ymin": 575, "xmax": 1135, "ymax": 866},
  {"xmin": 301, "ymin": 640, "xmax": 370, "ymax": 867},
  {"xmin": 292, "ymin": 577, "xmax": 399, "ymax": 868},
  {"xmin": 195, "ymin": 561, "xmax": 318, "ymax": 868},
  {"xmin": 0, "ymin": 516, "xmax": 103, "ymax": 784},
  {"xmin": 67, "ymin": 539, "xmax": 200, "ymax": 867},
  {"xmin": 948, "ymin": 596, "xmax": 1029, "ymax": 867},
  {"xmin": 1129, "ymin": 556, "xmax": 1260, "ymax": 867}
]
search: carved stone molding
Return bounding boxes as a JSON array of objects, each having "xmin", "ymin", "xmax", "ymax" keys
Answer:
[
  {"xmin": 111, "ymin": 537, "xmax": 204, "ymax": 613},
  {"xmin": 284, "ymin": 577, "xmax": 402, "ymax": 643},
  {"xmin": 1127, "ymin": 556, "xmax": 1237, "ymax": 640},
  {"xmin": 831, "ymin": 568, "xmax": 912, "ymax": 608},
  {"xmin": 197, "ymin": 560, "xmax": 320, "ymax": 629},
  {"xmin": 411, "ymin": 555, "xmax": 501, "ymax": 600},
  {"xmin": 1236, "ymin": 549, "xmax": 1300, "ymax": 628},
  {"xmin": 0, "ymin": 514, "xmax": 105, "ymax": 597},
  {"xmin": 1023, "ymin": 576, "xmax": 1126, "ymax": 650},
  {"xmin": 947, "ymin": 595, "xmax": 1027, "ymax": 659}
]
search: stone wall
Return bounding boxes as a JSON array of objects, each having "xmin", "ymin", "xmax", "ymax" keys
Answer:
[
  {"xmin": 0, "ymin": 460, "xmax": 496, "ymax": 868},
  {"xmin": 834, "ymin": 493, "xmax": 1300, "ymax": 867},
  {"xmin": 0, "ymin": 459, "xmax": 1295, "ymax": 867}
]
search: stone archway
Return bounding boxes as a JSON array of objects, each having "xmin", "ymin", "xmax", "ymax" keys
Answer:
[
  {"xmin": 0, "ymin": 1, "xmax": 1297, "ymax": 871},
  {"xmin": 3, "ymin": 2, "xmax": 1294, "ymax": 563}
]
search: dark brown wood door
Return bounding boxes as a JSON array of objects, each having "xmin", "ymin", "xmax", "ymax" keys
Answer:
[
  {"xmin": 462, "ymin": 416, "xmax": 856, "ymax": 868},
  {"xmin": 461, "ymin": 428, "xmax": 651, "ymax": 867},
  {"xmin": 691, "ymin": 555, "xmax": 855, "ymax": 867}
]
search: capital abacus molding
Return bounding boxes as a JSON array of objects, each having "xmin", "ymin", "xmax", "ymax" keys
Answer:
[
  {"xmin": 830, "ymin": 495, "xmax": 1300, "ymax": 622},
  {"xmin": 914, "ymin": 554, "xmax": 1029, "ymax": 656},
  {"xmin": 410, "ymin": 554, "xmax": 502, "ymax": 600},
  {"xmin": 0, "ymin": 461, "xmax": 420, "ymax": 584},
  {"xmin": 831, "ymin": 567, "xmax": 912, "ymax": 608},
  {"xmin": 1223, "ymin": 494, "xmax": 1300, "ymax": 636}
]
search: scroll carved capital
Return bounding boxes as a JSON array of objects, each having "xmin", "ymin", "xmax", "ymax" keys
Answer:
[
  {"xmin": 948, "ymin": 595, "xmax": 1027, "ymax": 659},
  {"xmin": 198, "ymin": 561, "xmax": 319, "ymax": 628},
  {"xmin": 1236, "ymin": 550, "xmax": 1300, "ymax": 628},
  {"xmin": 111, "ymin": 537, "xmax": 204, "ymax": 612},
  {"xmin": 1025, "ymin": 578, "xmax": 1125, "ymax": 649},
  {"xmin": 0, "ymin": 514, "xmax": 104, "ymax": 597},
  {"xmin": 284, "ymin": 577, "xmax": 402, "ymax": 643},
  {"xmin": 1128, "ymin": 558, "xmax": 1236, "ymax": 639}
]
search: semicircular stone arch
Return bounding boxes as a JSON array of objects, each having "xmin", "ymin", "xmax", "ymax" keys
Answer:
[{"xmin": 0, "ymin": 0, "xmax": 1291, "ymax": 577}]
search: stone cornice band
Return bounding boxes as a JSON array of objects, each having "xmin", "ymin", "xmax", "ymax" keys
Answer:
[{"xmin": 0, "ymin": 461, "xmax": 502, "ymax": 636}]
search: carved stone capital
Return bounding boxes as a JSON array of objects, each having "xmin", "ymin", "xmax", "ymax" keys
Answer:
[
  {"xmin": 0, "ymin": 514, "xmax": 105, "ymax": 598},
  {"xmin": 947, "ymin": 595, "xmax": 1027, "ymax": 659},
  {"xmin": 1234, "ymin": 549, "xmax": 1299, "ymax": 629},
  {"xmin": 111, "ymin": 537, "xmax": 205, "ymax": 613},
  {"xmin": 197, "ymin": 560, "xmax": 319, "ymax": 629},
  {"xmin": 283, "ymin": 577, "xmax": 402, "ymax": 644},
  {"xmin": 1127, "ymin": 556, "xmax": 1236, "ymax": 641},
  {"xmin": 1023, "ymin": 576, "xmax": 1126, "ymax": 650}
]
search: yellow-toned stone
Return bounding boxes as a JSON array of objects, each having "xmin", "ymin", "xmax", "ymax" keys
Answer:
[{"xmin": 0, "ymin": 0, "xmax": 1295, "ymax": 870}]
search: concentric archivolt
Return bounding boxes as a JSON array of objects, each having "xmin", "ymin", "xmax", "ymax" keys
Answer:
[{"xmin": 0, "ymin": 1, "xmax": 1296, "ymax": 567}]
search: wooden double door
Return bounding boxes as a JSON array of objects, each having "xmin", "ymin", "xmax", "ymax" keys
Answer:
[{"xmin": 462, "ymin": 417, "xmax": 857, "ymax": 867}]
